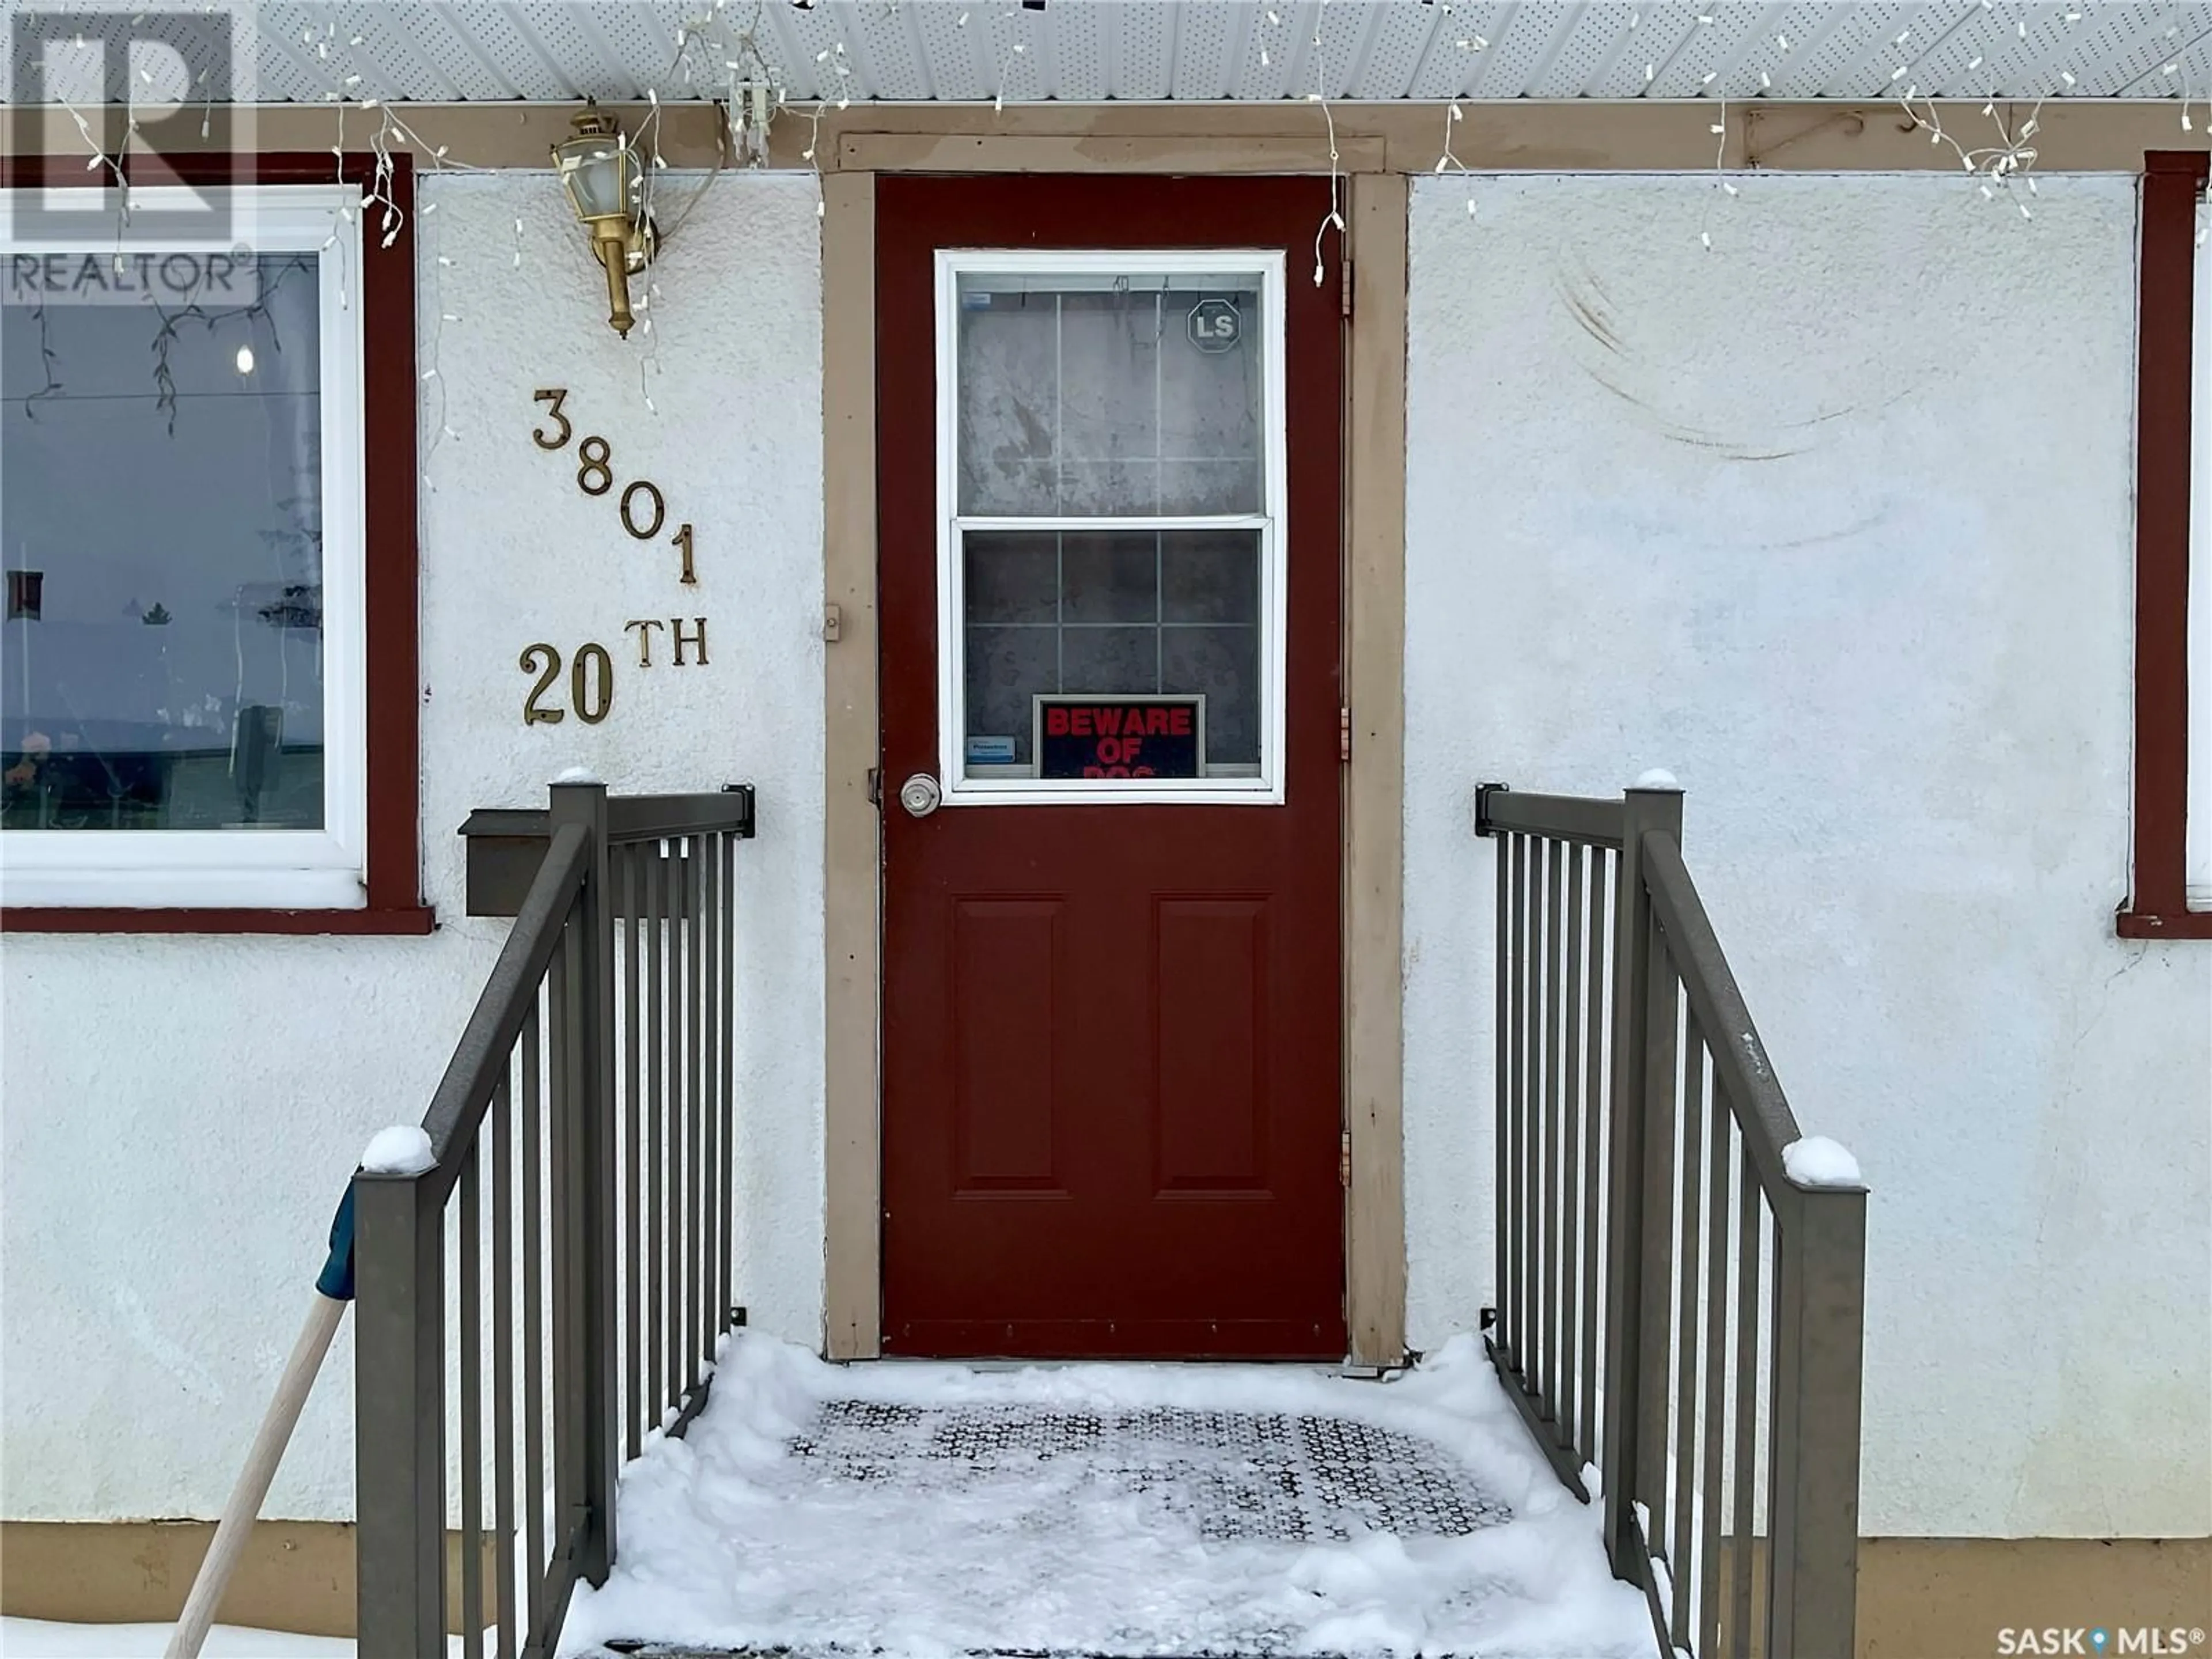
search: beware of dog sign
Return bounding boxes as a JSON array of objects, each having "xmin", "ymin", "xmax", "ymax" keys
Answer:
[{"xmin": 1034, "ymin": 695, "xmax": 1204, "ymax": 779}]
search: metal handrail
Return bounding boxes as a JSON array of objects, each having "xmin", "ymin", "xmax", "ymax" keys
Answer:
[
  {"xmin": 354, "ymin": 779, "xmax": 754, "ymax": 1658},
  {"xmin": 1476, "ymin": 779, "xmax": 1868, "ymax": 1659},
  {"xmin": 415, "ymin": 822, "xmax": 588, "ymax": 1192},
  {"xmin": 454, "ymin": 786, "xmax": 755, "ymax": 850},
  {"xmin": 608, "ymin": 785, "xmax": 755, "ymax": 843},
  {"xmin": 1637, "ymin": 831, "xmax": 1801, "ymax": 1201},
  {"xmin": 1475, "ymin": 784, "xmax": 1627, "ymax": 850}
]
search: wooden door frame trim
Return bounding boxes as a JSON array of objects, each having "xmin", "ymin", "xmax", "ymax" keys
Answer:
[
  {"xmin": 820, "ymin": 168, "xmax": 1410, "ymax": 1363},
  {"xmin": 24, "ymin": 102, "xmax": 2195, "ymax": 178},
  {"xmin": 822, "ymin": 170, "xmax": 882, "ymax": 1360},
  {"xmin": 1343, "ymin": 173, "xmax": 1410, "ymax": 1367}
]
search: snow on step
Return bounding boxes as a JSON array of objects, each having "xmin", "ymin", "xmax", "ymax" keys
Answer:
[{"xmin": 559, "ymin": 1335, "xmax": 1653, "ymax": 1659}]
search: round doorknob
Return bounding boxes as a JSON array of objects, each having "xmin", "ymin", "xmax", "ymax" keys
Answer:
[{"xmin": 898, "ymin": 773, "xmax": 942, "ymax": 817}]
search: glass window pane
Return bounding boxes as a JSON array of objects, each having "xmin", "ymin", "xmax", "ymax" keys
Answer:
[
  {"xmin": 963, "ymin": 624, "xmax": 1056, "ymax": 770},
  {"xmin": 1062, "ymin": 533, "xmax": 1158, "ymax": 625},
  {"xmin": 960, "ymin": 528, "xmax": 1262, "ymax": 779},
  {"xmin": 956, "ymin": 271, "xmax": 1263, "ymax": 518},
  {"xmin": 1162, "ymin": 627, "xmax": 1260, "ymax": 768},
  {"xmin": 1061, "ymin": 626, "xmax": 1158, "ymax": 696},
  {"xmin": 1, "ymin": 253, "xmax": 325, "ymax": 831},
  {"xmin": 1158, "ymin": 289, "xmax": 1264, "ymax": 516},
  {"xmin": 964, "ymin": 532, "xmax": 1058, "ymax": 624},
  {"xmin": 955, "ymin": 286, "xmax": 1056, "ymax": 516},
  {"xmin": 1161, "ymin": 530, "xmax": 1259, "ymax": 626},
  {"xmin": 1056, "ymin": 291, "xmax": 1160, "ymax": 516}
]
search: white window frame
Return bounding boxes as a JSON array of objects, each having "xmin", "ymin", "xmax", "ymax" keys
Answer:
[
  {"xmin": 933, "ymin": 248, "xmax": 1290, "ymax": 808},
  {"xmin": 0, "ymin": 185, "xmax": 367, "ymax": 909},
  {"xmin": 2190, "ymin": 196, "xmax": 2212, "ymax": 907}
]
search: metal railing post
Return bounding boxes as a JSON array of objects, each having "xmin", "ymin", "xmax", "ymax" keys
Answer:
[
  {"xmin": 548, "ymin": 777, "xmax": 619, "ymax": 1585},
  {"xmin": 1768, "ymin": 1184, "xmax": 1868, "ymax": 1658},
  {"xmin": 353, "ymin": 1171, "xmax": 444, "ymax": 1656},
  {"xmin": 1597, "ymin": 778, "xmax": 1683, "ymax": 1579}
]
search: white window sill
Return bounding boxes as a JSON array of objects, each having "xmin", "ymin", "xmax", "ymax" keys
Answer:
[
  {"xmin": 941, "ymin": 782, "xmax": 1286, "ymax": 808},
  {"xmin": 0, "ymin": 868, "xmax": 369, "ymax": 911}
]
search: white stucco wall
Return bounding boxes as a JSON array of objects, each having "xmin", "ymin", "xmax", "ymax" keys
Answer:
[
  {"xmin": 1403, "ymin": 172, "xmax": 2212, "ymax": 1540},
  {"xmin": 0, "ymin": 171, "xmax": 824, "ymax": 1521}
]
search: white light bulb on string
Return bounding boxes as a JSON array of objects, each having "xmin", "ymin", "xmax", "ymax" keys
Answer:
[{"xmin": 234, "ymin": 344, "xmax": 254, "ymax": 374}]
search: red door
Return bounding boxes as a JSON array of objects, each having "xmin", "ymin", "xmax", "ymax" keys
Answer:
[{"xmin": 878, "ymin": 176, "xmax": 1344, "ymax": 1359}]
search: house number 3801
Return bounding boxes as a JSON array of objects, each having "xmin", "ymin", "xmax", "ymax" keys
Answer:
[{"xmin": 532, "ymin": 388, "xmax": 698, "ymax": 584}]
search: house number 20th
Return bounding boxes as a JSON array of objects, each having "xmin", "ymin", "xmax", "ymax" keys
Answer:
[
  {"xmin": 520, "ymin": 641, "xmax": 613, "ymax": 725},
  {"xmin": 532, "ymin": 388, "xmax": 697, "ymax": 584}
]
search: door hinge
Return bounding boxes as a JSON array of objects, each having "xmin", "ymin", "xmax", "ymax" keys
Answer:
[
  {"xmin": 1340, "ymin": 257, "xmax": 1354, "ymax": 320},
  {"xmin": 1339, "ymin": 706, "xmax": 1351, "ymax": 763},
  {"xmin": 866, "ymin": 767, "xmax": 882, "ymax": 806},
  {"xmin": 1339, "ymin": 1130, "xmax": 1353, "ymax": 1188}
]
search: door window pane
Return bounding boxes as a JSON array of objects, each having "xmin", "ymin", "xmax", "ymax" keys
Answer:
[
  {"xmin": 956, "ymin": 271, "xmax": 1263, "ymax": 518},
  {"xmin": 2, "ymin": 253, "xmax": 325, "ymax": 831},
  {"xmin": 961, "ymin": 529, "xmax": 1260, "ymax": 778}
]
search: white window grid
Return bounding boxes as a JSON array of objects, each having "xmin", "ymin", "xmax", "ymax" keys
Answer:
[{"xmin": 933, "ymin": 248, "xmax": 1290, "ymax": 807}]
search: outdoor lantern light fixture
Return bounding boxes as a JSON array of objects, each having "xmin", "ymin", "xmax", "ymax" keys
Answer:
[{"xmin": 553, "ymin": 102, "xmax": 657, "ymax": 338}]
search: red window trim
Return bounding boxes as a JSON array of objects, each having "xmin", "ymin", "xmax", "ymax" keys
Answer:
[
  {"xmin": 0, "ymin": 152, "xmax": 429, "ymax": 937},
  {"xmin": 2120, "ymin": 151, "xmax": 2212, "ymax": 940}
]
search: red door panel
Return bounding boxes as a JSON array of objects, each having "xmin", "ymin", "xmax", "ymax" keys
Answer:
[
  {"xmin": 950, "ymin": 898, "xmax": 1066, "ymax": 1192},
  {"xmin": 877, "ymin": 175, "xmax": 1345, "ymax": 1360},
  {"xmin": 1155, "ymin": 898, "xmax": 1270, "ymax": 1191}
]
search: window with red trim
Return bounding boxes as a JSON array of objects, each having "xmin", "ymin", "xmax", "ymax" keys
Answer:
[
  {"xmin": 0, "ymin": 155, "xmax": 425, "ymax": 934},
  {"xmin": 2121, "ymin": 150, "xmax": 2211, "ymax": 940}
]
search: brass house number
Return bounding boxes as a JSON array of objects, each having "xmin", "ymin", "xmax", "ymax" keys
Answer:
[{"xmin": 522, "ymin": 388, "xmax": 710, "ymax": 728}]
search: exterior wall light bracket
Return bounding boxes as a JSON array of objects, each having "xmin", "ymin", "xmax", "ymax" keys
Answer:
[{"xmin": 552, "ymin": 101, "xmax": 660, "ymax": 339}]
